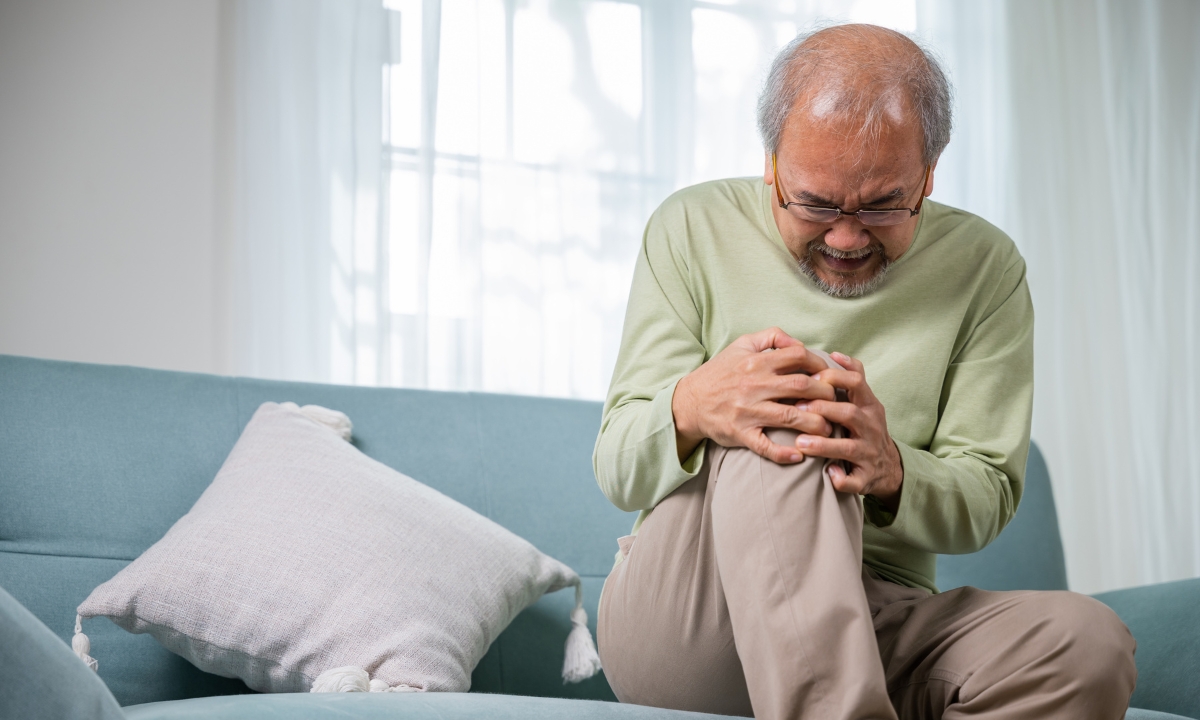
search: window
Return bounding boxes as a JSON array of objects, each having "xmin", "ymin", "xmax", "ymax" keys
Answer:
[{"xmin": 382, "ymin": 0, "xmax": 916, "ymax": 398}]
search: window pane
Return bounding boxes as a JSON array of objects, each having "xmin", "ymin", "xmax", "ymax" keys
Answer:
[{"xmin": 692, "ymin": 8, "xmax": 765, "ymax": 181}]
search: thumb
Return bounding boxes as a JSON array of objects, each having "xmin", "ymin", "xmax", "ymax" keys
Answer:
[{"xmin": 744, "ymin": 326, "xmax": 802, "ymax": 353}]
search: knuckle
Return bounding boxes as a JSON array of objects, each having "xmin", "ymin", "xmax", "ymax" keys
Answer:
[{"xmin": 750, "ymin": 433, "xmax": 770, "ymax": 454}]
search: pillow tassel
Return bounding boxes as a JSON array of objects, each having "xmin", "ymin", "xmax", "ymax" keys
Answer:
[
  {"xmin": 73, "ymin": 614, "xmax": 98, "ymax": 672},
  {"xmin": 310, "ymin": 666, "xmax": 423, "ymax": 693},
  {"xmin": 561, "ymin": 582, "xmax": 602, "ymax": 684}
]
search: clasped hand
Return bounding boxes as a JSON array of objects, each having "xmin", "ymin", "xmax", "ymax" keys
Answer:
[{"xmin": 672, "ymin": 327, "xmax": 903, "ymax": 510}]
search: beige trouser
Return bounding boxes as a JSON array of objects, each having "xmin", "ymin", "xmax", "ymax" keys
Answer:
[{"xmin": 597, "ymin": 431, "xmax": 1137, "ymax": 720}]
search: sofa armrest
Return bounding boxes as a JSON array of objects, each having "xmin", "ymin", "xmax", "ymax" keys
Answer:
[
  {"xmin": 0, "ymin": 584, "xmax": 125, "ymax": 719},
  {"xmin": 1094, "ymin": 577, "xmax": 1200, "ymax": 719}
]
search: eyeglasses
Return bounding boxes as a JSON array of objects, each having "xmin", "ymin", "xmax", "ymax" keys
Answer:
[{"xmin": 772, "ymin": 154, "xmax": 930, "ymax": 227}]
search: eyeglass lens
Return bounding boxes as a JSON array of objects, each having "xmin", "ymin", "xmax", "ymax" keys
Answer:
[{"xmin": 793, "ymin": 206, "xmax": 912, "ymax": 227}]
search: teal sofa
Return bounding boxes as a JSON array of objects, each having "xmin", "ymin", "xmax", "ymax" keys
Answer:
[{"xmin": 1, "ymin": 354, "xmax": 1197, "ymax": 719}]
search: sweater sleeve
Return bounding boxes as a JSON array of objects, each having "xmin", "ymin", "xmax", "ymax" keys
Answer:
[
  {"xmin": 865, "ymin": 257, "xmax": 1035, "ymax": 555},
  {"xmin": 593, "ymin": 209, "xmax": 709, "ymax": 513}
]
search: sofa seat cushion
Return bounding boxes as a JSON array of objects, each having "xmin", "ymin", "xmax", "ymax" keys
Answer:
[
  {"xmin": 1125, "ymin": 710, "xmax": 1196, "ymax": 720},
  {"xmin": 121, "ymin": 694, "xmax": 1196, "ymax": 720},
  {"xmin": 123, "ymin": 693, "xmax": 741, "ymax": 720}
]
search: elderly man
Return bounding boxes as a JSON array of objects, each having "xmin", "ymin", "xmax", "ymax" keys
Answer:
[{"xmin": 593, "ymin": 24, "xmax": 1136, "ymax": 720}]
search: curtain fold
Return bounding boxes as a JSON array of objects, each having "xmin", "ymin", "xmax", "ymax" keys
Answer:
[
  {"xmin": 231, "ymin": 0, "xmax": 387, "ymax": 384},
  {"xmin": 975, "ymin": 0, "xmax": 1199, "ymax": 593}
]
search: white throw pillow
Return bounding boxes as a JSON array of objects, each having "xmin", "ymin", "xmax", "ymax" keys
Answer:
[{"xmin": 74, "ymin": 402, "xmax": 600, "ymax": 693}]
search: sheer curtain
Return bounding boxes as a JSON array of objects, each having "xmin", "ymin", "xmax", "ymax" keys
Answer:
[
  {"xmin": 230, "ymin": 0, "xmax": 1200, "ymax": 593},
  {"xmin": 1004, "ymin": 0, "xmax": 1200, "ymax": 593},
  {"xmin": 918, "ymin": 0, "xmax": 1200, "ymax": 593},
  {"xmin": 230, "ymin": 0, "xmax": 389, "ymax": 384},
  {"xmin": 379, "ymin": 0, "xmax": 917, "ymax": 397}
]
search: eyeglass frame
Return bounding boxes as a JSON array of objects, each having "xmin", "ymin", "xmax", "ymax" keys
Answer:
[{"xmin": 771, "ymin": 153, "xmax": 931, "ymax": 227}]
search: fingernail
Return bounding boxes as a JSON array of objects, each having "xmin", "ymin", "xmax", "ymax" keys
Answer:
[
  {"xmin": 796, "ymin": 403, "xmax": 809, "ymax": 412},
  {"xmin": 789, "ymin": 453, "xmax": 801, "ymax": 462},
  {"xmin": 796, "ymin": 437, "xmax": 811, "ymax": 448}
]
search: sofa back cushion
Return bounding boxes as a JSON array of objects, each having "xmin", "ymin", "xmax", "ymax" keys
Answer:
[
  {"xmin": 0, "ymin": 354, "xmax": 1068, "ymax": 707},
  {"xmin": 0, "ymin": 355, "xmax": 629, "ymax": 705}
]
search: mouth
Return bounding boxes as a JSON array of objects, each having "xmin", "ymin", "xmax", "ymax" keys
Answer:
[
  {"xmin": 797, "ymin": 239, "xmax": 892, "ymax": 298},
  {"xmin": 816, "ymin": 246, "xmax": 876, "ymax": 274}
]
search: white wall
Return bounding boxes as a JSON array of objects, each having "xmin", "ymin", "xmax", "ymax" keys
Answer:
[{"xmin": 0, "ymin": 0, "xmax": 229, "ymax": 375}]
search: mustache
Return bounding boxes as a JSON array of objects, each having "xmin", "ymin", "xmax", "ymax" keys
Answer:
[{"xmin": 805, "ymin": 238, "xmax": 889, "ymax": 262}]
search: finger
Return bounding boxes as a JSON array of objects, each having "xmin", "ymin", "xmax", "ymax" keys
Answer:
[
  {"xmin": 761, "ymin": 344, "xmax": 832, "ymax": 376},
  {"xmin": 747, "ymin": 429, "xmax": 805, "ymax": 464},
  {"xmin": 811, "ymin": 368, "xmax": 876, "ymax": 403},
  {"xmin": 830, "ymin": 352, "xmax": 864, "ymax": 375},
  {"xmin": 827, "ymin": 462, "xmax": 867, "ymax": 494},
  {"xmin": 795, "ymin": 399, "xmax": 859, "ymax": 427},
  {"xmin": 794, "ymin": 434, "xmax": 859, "ymax": 461},
  {"xmin": 772, "ymin": 373, "xmax": 837, "ymax": 402},
  {"xmin": 742, "ymin": 327, "xmax": 803, "ymax": 353},
  {"xmin": 763, "ymin": 403, "xmax": 833, "ymax": 437}
]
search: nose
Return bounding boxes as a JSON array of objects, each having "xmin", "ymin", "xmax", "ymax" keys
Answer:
[{"xmin": 822, "ymin": 217, "xmax": 871, "ymax": 252}]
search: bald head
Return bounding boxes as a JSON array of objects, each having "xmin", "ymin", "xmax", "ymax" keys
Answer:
[{"xmin": 758, "ymin": 24, "xmax": 952, "ymax": 165}]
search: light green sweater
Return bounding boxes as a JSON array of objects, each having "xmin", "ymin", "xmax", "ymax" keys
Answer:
[{"xmin": 593, "ymin": 178, "xmax": 1034, "ymax": 593}]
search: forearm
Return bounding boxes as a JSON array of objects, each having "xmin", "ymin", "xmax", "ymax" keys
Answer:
[
  {"xmin": 594, "ymin": 379, "xmax": 705, "ymax": 513},
  {"xmin": 869, "ymin": 440, "xmax": 1021, "ymax": 555}
]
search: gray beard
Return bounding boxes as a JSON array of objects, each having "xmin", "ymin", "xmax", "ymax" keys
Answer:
[{"xmin": 796, "ymin": 239, "xmax": 893, "ymax": 298}]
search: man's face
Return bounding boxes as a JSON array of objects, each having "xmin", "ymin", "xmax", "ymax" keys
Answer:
[{"xmin": 764, "ymin": 114, "xmax": 933, "ymax": 297}]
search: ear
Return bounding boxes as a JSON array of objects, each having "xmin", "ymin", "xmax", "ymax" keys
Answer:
[
  {"xmin": 924, "ymin": 158, "xmax": 939, "ymax": 197},
  {"xmin": 764, "ymin": 152, "xmax": 775, "ymax": 185}
]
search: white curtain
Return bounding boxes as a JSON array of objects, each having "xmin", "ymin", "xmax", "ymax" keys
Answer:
[
  {"xmin": 1007, "ymin": 0, "xmax": 1200, "ymax": 594},
  {"xmin": 231, "ymin": 0, "xmax": 1200, "ymax": 593},
  {"xmin": 231, "ymin": 0, "xmax": 388, "ymax": 384},
  {"xmin": 918, "ymin": 0, "xmax": 1200, "ymax": 593},
  {"xmin": 378, "ymin": 0, "xmax": 918, "ymax": 397}
]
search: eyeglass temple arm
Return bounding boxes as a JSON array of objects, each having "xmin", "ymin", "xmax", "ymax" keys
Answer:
[
  {"xmin": 771, "ymin": 153, "xmax": 788, "ymax": 208},
  {"xmin": 913, "ymin": 164, "xmax": 932, "ymax": 215}
]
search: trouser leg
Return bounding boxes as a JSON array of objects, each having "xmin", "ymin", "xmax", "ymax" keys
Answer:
[
  {"xmin": 596, "ymin": 451, "xmax": 754, "ymax": 717},
  {"xmin": 871, "ymin": 576, "xmax": 1138, "ymax": 719},
  {"xmin": 597, "ymin": 428, "xmax": 897, "ymax": 720},
  {"xmin": 712, "ymin": 427, "xmax": 897, "ymax": 720}
]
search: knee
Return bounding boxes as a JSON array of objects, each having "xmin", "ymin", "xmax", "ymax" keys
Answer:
[
  {"xmin": 1038, "ymin": 592, "xmax": 1137, "ymax": 697},
  {"xmin": 763, "ymin": 427, "xmax": 801, "ymax": 447}
]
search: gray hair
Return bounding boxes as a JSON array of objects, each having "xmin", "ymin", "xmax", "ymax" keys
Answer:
[{"xmin": 757, "ymin": 25, "xmax": 953, "ymax": 165}]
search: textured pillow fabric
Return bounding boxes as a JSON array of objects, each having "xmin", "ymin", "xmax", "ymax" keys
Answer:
[{"xmin": 77, "ymin": 401, "xmax": 597, "ymax": 693}]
